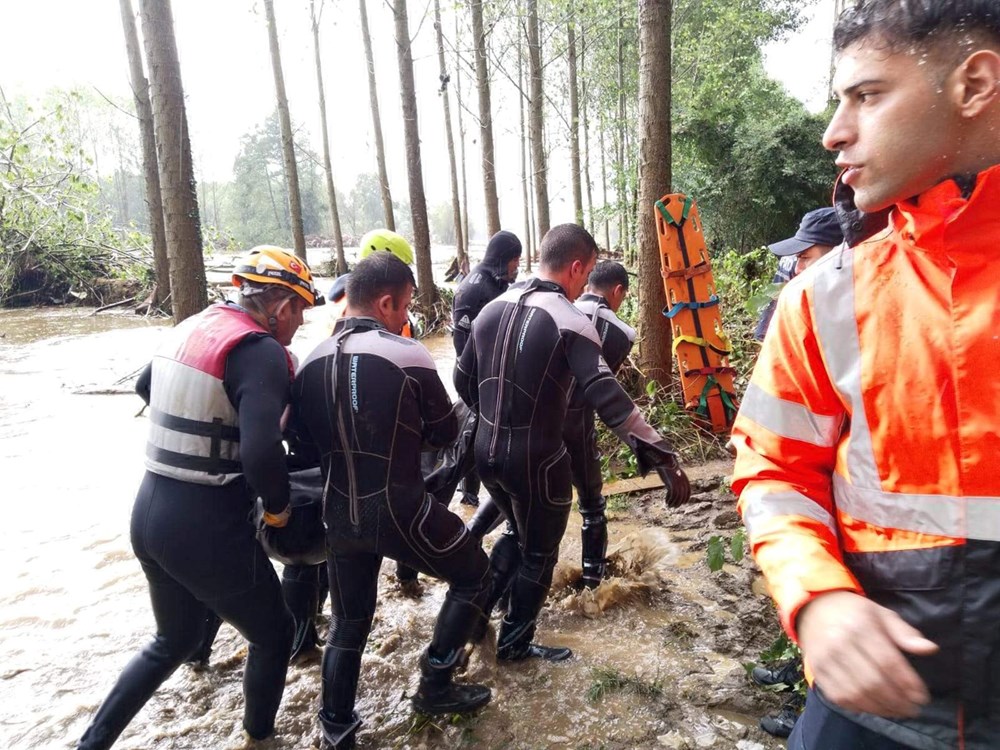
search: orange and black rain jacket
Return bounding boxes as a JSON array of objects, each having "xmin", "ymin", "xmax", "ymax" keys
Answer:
[{"xmin": 732, "ymin": 164, "xmax": 1000, "ymax": 750}]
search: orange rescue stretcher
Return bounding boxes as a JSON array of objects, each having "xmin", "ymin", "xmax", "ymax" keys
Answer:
[{"xmin": 654, "ymin": 193, "xmax": 738, "ymax": 433}]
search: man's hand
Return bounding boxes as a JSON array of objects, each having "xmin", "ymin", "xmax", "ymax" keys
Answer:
[
  {"xmin": 631, "ymin": 438, "xmax": 692, "ymax": 507},
  {"xmin": 798, "ymin": 591, "xmax": 939, "ymax": 718}
]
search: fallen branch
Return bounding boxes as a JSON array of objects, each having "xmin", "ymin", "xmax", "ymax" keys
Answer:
[{"xmin": 91, "ymin": 296, "xmax": 136, "ymax": 315}]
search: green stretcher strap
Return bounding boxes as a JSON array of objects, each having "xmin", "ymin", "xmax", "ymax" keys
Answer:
[
  {"xmin": 663, "ymin": 295, "xmax": 720, "ymax": 319},
  {"xmin": 654, "ymin": 196, "xmax": 694, "ymax": 229},
  {"xmin": 672, "ymin": 333, "xmax": 732, "ymax": 358},
  {"xmin": 690, "ymin": 376, "xmax": 739, "ymax": 424}
]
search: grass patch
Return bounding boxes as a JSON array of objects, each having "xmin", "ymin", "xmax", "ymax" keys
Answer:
[{"xmin": 586, "ymin": 666, "xmax": 664, "ymax": 703}]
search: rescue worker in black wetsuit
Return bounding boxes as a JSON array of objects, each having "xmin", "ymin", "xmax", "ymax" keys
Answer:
[
  {"xmin": 465, "ymin": 260, "xmax": 637, "ymax": 590},
  {"xmin": 450, "ymin": 230, "xmax": 523, "ymax": 506},
  {"xmin": 564, "ymin": 261, "xmax": 636, "ymax": 588},
  {"xmin": 456, "ymin": 224, "xmax": 691, "ymax": 662},
  {"xmin": 77, "ymin": 246, "xmax": 322, "ymax": 750},
  {"xmin": 281, "ymin": 229, "xmax": 423, "ymax": 665},
  {"xmin": 291, "ymin": 252, "xmax": 492, "ymax": 750}
]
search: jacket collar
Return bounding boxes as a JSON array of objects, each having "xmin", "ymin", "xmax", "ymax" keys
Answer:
[
  {"xmin": 577, "ymin": 292, "xmax": 610, "ymax": 310},
  {"xmin": 833, "ymin": 163, "xmax": 1000, "ymax": 258},
  {"xmin": 332, "ymin": 316, "xmax": 385, "ymax": 335},
  {"xmin": 524, "ymin": 277, "xmax": 567, "ymax": 296}
]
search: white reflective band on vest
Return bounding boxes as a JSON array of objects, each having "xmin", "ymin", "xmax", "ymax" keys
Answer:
[
  {"xmin": 811, "ymin": 246, "xmax": 883, "ymax": 490},
  {"xmin": 738, "ymin": 382, "xmax": 842, "ymax": 448},
  {"xmin": 145, "ymin": 357, "xmax": 242, "ymax": 486},
  {"xmin": 833, "ymin": 474, "xmax": 1000, "ymax": 542},
  {"xmin": 742, "ymin": 486, "xmax": 837, "ymax": 541}
]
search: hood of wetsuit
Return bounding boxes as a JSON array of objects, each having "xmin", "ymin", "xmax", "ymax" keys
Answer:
[{"xmin": 481, "ymin": 231, "xmax": 522, "ymax": 278}]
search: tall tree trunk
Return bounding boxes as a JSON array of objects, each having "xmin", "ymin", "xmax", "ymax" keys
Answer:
[
  {"xmin": 527, "ymin": 0, "xmax": 549, "ymax": 239},
  {"xmin": 263, "ymin": 0, "xmax": 307, "ymax": 262},
  {"xmin": 469, "ymin": 0, "xmax": 501, "ymax": 236},
  {"xmin": 636, "ymin": 0, "xmax": 673, "ymax": 387},
  {"xmin": 433, "ymin": 0, "xmax": 466, "ymax": 272},
  {"xmin": 120, "ymin": 0, "xmax": 170, "ymax": 310},
  {"xmin": 454, "ymin": 9, "xmax": 470, "ymax": 254},
  {"xmin": 518, "ymin": 17, "xmax": 532, "ymax": 272},
  {"xmin": 616, "ymin": 0, "xmax": 628, "ymax": 258},
  {"xmin": 580, "ymin": 26, "xmax": 595, "ymax": 236},
  {"xmin": 311, "ymin": 0, "xmax": 346, "ymax": 275},
  {"xmin": 599, "ymin": 114, "xmax": 612, "ymax": 253},
  {"xmin": 138, "ymin": 0, "xmax": 206, "ymax": 323},
  {"xmin": 567, "ymin": 5, "xmax": 583, "ymax": 226},
  {"xmin": 393, "ymin": 0, "xmax": 437, "ymax": 313},
  {"xmin": 360, "ymin": 0, "xmax": 395, "ymax": 230}
]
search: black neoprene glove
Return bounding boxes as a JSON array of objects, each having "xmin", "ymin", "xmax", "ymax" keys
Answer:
[{"xmin": 630, "ymin": 438, "xmax": 692, "ymax": 508}]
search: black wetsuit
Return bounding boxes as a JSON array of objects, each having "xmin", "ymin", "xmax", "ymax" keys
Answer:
[
  {"xmin": 563, "ymin": 293, "xmax": 636, "ymax": 587},
  {"xmin": 292, "ymin": 316, "xmax": 490, "ymax": 735},
  {"xmin": 78, "ymin": 335, "xmax": 294, "ymax": 750},
  {"xmin": 455, "ymin": 278, "xmax": 669, "ymax": 658}
]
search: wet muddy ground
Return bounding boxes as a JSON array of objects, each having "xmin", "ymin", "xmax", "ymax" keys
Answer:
[{"xmin": 0, "ymin": 305, "xmax": 791, "ymax": 750}]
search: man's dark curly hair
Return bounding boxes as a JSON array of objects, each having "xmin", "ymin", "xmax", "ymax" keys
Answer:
[{"xmin": 835, "ymin": 0, "xmax": 1000, "ymax": 53}]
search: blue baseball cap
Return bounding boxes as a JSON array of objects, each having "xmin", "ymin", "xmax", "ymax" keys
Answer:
[{"xmin": 768, "ymin": 208, "xmax": 844, "ymax": 257}]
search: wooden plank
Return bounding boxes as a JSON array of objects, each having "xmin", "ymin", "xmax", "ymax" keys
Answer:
[{"xmin": 603, "ymin": 473, "xmax": 665, "ymax": 497}]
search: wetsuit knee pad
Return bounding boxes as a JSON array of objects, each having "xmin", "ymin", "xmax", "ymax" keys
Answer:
[{"xmin": 326, "ymin": 616, "xmax": 371, "ymax": 651}]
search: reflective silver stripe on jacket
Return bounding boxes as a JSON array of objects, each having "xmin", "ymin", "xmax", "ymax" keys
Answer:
[
  {"xmin": 741, "ymin": 485, "xmax": 838, "ymax": 541},
  {"xmin": 833, "ymin": 474, "xmax": 1000, "ymax": 542},
  {"xmin": 738, "ymin": 382, "xmax": 842, "ymax": 448}
]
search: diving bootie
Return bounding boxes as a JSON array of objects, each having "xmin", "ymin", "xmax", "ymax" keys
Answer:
[
  {"xmin": 496, "ymin": 617, "xmax": 573, "ymax": 662},
  {"xmin": 186, "ymin": 611, "xmax": 223, "ymax": 669},
  {"xmin": 318, "ymin": 711, "xmax": 361, "ymax": 750},
  {"xmin": 282, "ymin": 577, "xmax": 321, "ymax": 662},
  {"xmin": 411, "ymin": 651, "xmax": 492, "ymax": 715}
]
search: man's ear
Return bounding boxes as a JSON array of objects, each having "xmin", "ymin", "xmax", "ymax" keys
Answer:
[
  {"xmin": 955, "ymin": 49, "xmax": 1000, "ymax": 118},
  {"xmin": 376, "ymin": 293, "xmax": 395, "ymax": 318}
]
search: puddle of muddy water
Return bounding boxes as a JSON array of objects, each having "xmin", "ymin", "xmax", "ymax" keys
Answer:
[{"xmin": 0, "ymin": 305, "xmax": 780, "ymax": 750}]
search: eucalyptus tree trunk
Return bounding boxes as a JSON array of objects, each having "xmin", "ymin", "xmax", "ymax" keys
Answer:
[
  {"xmin": 454, "ymin": 10, "xmax": 470, "ymax": 253},
  {"xmin": 527, "ymin": 0, "xmax": 549, "ymax": 238},
  {"xmin": 599, "ymin": 114, "xmax": 612, "ymax": 253},
  {"xmin": 138, "ymin": 0, "xmax": 206, "ymax": 323},
  {"xmin": 433, "ymin": 0, "xmax": 466, "ymax": 272},
  {"xmin": 309, "ymin": 0, "xmax": 347, "ymax": 276},
  {"xmin": 263, "ymin": 0, "xmax": 306, "ymax": 262},
  {"xmin": 518, "ymin": 16, "xmax": 532, "ymax": 272},
  {"xmin": 360, "ymin": 0, "xmax": 395, "ymax": 230},
  {"xmin": 580, "ymin": 26, "xmax": 595, "ymax": 235},
  {"xmin": 567, "ymin": 4, "xmax": 583, "ymax": 226},
  {"xmin": 393, "ymin": 0, "xmax": 438, "ymax": 312},
  {"xmin": 616, "ymin": 0, "xmax": 628, "ymax": 258},
  {"xmin": 119, "ymin": 0, "xmax": 169, "ymax": 310},
  {"xmin": 636, "ymin": 0, "xmax": 673, "ymax": 386},
  {"xmin": 469, "ymin": 0, "xmax": 501, "ymax": 236},
  {"xmin": 311, "ymin": 0, "xmax": 346, "ymax": 274}
]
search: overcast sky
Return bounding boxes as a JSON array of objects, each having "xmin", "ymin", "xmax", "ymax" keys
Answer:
[{"xmin": 1, "ymin": 0, "xmax": 837, "ymax": 235}]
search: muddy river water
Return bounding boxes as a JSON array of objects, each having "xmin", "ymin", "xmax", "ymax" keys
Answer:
[{"xmin": 0, "ymin": 303, "xmax": 784, "ymax": 750}]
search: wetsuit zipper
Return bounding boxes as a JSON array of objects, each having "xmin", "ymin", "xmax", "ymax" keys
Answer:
[
  {"xmin": 329, "ymin": 327, "xmax": 360, "ymax": 528},
  {"xmin": 488, "ymin": 294, "xmax": 526, "ymax": 466}
]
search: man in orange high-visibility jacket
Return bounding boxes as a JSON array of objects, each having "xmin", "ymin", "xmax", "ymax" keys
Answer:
[{"xmin": 731, "ymin": 2, "xmax": 1000, "ymax": 749}]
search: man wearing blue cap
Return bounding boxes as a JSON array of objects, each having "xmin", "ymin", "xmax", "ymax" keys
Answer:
[{"xmin": 753, "ymin": 207, "xmax": 844, "ymax": 342}]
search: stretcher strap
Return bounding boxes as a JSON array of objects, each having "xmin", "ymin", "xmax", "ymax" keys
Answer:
[
  {"xmin": 655, "ymin": 197, "xmax": 694, "ymax": 228},
  {"xmin": 663, "ymin": 295, "xmax": 720, "ymax": 319},
  {"xmin": 662, "ymin": 264, "xmax": 711, "ymax": 281},
  {"xmin": 684, "ymin": 366, "xmax": 737, "ymax": 378},
  {"xmin": 672, "ymin": 333, "xmax": 732, "ymax": 358},
  {"xmin": 688, "ymin": 375, "xmax": 739, "ymax": 424}
]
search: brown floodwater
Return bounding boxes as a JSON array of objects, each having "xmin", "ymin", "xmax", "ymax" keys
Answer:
[{"xmin": 0, "ymin": 304, "xmax": 771, "ymax": 750}]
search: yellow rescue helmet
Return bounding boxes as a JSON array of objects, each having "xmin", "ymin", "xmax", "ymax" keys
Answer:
[
  {"xmin": 232, "ymin": 246, "xmax": 324, "ymax": 307},
  {"xmin": 358, "ymin": 229, "xmax": 414, "ymax": 266}
]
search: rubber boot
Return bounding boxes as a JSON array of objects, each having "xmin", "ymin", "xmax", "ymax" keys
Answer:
[
  {"xmin": 395, "ymin": 562, "xmax": 423, "ymax": 597},
  {"xmin": 281, "ymin": 576, "xmax": 320, "ymax": 662},
  {"xmin": 496, "ymin": 616, "xmax": 572, "ymax": 662},
  {"xmin": 318, "ymin": 710, "xmax": 362, "ymax": 750},
  {"xmin": 466, "ymin": 499, "xmax": 505, "ymax": 540},
  {"xmin": 185, "ymin": 611, "xmax": 223, "ymax": 670},
  {"xmin": 458, "ymin": 475, "xmax": 481, "ymax": 507},
  {"xmin": 411, "ymin": 650, "xmax": 491, "ymax": 715},
  {"xmin": 580, "ymin": 501, "xmax": 608, "ymax": 590},
  {"xmin": 471, "ymin": 529, "xmax": 520, "ymax": 642}
]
